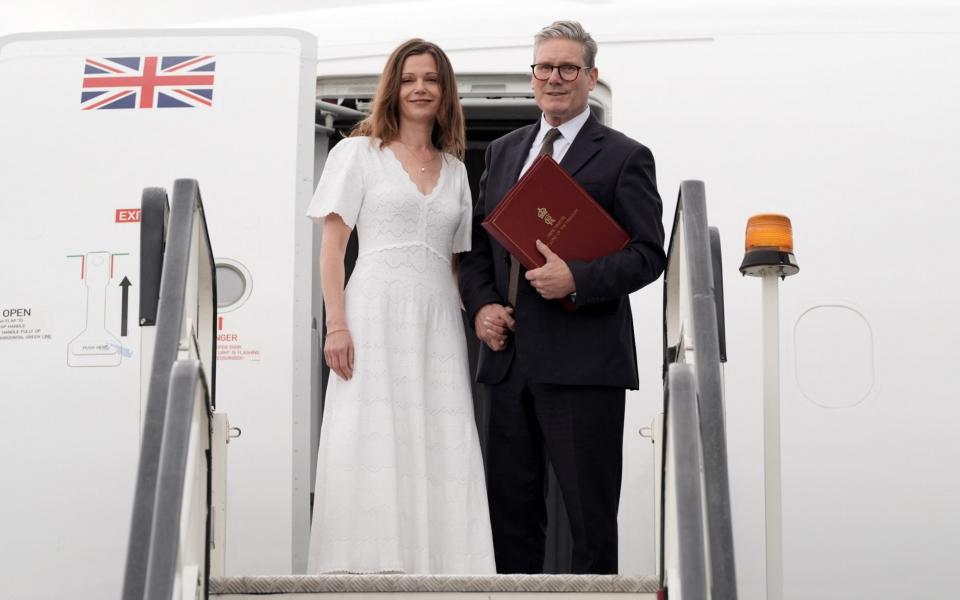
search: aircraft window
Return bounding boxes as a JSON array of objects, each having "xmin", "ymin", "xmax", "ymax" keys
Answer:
[
  {"xmin": 215, "ymin": 260, "xmax": 252, "ymax": 312},
  {"xmin": 793, "ymin": 304, "xmax": 875, "ymax": 408}
]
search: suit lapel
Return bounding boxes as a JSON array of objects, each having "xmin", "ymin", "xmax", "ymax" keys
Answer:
[
  {"xmin": 560, "ymin": 114, "xmax": 604, "ymax": 178},
  {"xmin": 504, "ymin": 123, "xmax": 540, "ymax": 186},
  {"xmin": 488, "ymin": 124, "xmax": 538, "ymax": 269}
]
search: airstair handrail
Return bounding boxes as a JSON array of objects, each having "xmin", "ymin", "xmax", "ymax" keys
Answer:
[
  {"xmin": 143, "ymin": 360, "xmax": 212, "ymax": 600},
  {"xmin": 123, "ymin": 179, "xmax": 217, "ymax": 600},
  {"xmin": 139, "ymin": 188, "xmax": 169, "ymax": 328},
  {"xmin": 667, "ymin": 363, "xmax": 708, "ymax": 599},
  {"xmin": 708, "ymin": 227, "xmax": 727, "ymax": 363},
  {"xmin": 661, "ymin": 180, "xmax": 737, "ymax": 599}
]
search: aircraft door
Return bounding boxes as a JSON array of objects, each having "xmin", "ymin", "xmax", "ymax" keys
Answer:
[{"xmin": 308, "ymin": 79, "xmax": 612, "ymax": 574}]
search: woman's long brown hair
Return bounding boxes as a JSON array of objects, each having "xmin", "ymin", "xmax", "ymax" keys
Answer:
[{"xmin": 352, "ymin": 39, "xmax": 465, "ymax": 159}]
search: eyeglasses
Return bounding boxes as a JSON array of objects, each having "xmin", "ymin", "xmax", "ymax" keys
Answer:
[{"xmin": 530, "ymin": 63, "xmax": 586, "ymax": 82}]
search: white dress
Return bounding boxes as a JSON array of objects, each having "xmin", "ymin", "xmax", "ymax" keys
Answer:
[{"xmin": 305, "ymin": 136, "xmax": 496, "ymax": 574}]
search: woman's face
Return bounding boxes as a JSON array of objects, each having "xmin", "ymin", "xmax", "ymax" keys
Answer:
[{"xmin": 397, "ymin": 53, "xmax": 442, "ymax": 125}]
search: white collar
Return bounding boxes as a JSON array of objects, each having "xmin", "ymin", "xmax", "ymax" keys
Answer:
[{"xmin": 534, "ymin": 106, "xmax": 592, "ymax": 146}]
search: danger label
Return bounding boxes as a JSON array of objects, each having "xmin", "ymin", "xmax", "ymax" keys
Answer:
[{"xmin": 216, "ymin": 331, "xmax": 261, "ymax": 362}]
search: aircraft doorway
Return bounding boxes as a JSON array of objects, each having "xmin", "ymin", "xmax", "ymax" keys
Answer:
[{"xmin": 309, "ymin": 74, "xmax": 611, "ymax": 574}]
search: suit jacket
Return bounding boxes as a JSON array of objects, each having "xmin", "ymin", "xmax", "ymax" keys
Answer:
[{"xmin": 459, "ymin": 114, "xmax": 666, "ymax": 389}]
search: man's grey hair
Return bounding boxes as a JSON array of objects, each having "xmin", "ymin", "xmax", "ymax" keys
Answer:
[{"xmin": 534, "ymin": 20, "xmax": 598, "ymax": 68}]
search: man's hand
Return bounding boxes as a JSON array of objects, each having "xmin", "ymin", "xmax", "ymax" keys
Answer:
[
  {"xmin": 475, "ymin": 303, "xmax": 515, "ymax": 352},
  {"xmin": 526, "ymin": 240, "xmax": 575, "ymax": 299}
]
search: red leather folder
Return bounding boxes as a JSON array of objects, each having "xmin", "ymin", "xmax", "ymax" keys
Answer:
[{"xmin": 482, "ymin": 154, "xmax": 630, "ymax": 307}]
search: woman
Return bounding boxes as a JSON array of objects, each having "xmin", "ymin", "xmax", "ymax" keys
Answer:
[{"xmin": 305, "ymin": 39, "xmax": 495, "ymax": 574}]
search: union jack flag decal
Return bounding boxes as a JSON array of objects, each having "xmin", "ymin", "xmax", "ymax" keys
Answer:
[{"xmin": 81, "ymin": 56, "xmax": 216, "ymax": 110}]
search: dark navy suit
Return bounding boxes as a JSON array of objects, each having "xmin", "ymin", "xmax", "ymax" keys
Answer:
[{"xmin": 459, "ymin": 114, "xmax": 666, "ymax": 573}]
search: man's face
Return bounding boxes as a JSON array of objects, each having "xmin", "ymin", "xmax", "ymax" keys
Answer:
[{"xmin": 532, "ymin": 38, "xmax": 598, "ymax": 127}]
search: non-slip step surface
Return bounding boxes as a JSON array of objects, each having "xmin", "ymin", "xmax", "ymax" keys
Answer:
[{"xmin": 211, "ymin": 574, "xmax": 660, "ymax": 595}]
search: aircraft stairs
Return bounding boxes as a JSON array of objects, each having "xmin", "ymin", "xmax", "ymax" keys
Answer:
[
  {"xmin": 209, "ymin": 574, "xmax": 660, "ymax": 599},
  {"xmin": 121, "ymin": 179, "xmax": 733, "ymax": 600}
]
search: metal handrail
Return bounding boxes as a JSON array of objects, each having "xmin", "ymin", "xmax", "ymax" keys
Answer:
[
  {"xmin": 140, "ymin": 188, "xmax": 169, "ymax": 327},
  {"xmin": 661, "ymin": 180, "xmax": 737, "ymax": 599},
  {"xmin": 709, "ymin": 227, "xmax": 727, "ymax": 364},
  {"xmin": 144, "ymin": 360, "xmax": 212, "ymax": 600},
  {"xmin": 123, "ymin": 179, "xmax": 217, "ymax": 600},
  {"xmin": 668, "ymin": 363, "xmax": 708, "ymax": 600}
]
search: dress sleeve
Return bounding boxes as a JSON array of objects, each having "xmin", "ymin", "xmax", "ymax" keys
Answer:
[
  {"xmin": 305, "ymin": 137, "xmax": 366, "ymax": 228},
  {"xmin": 452, "ymin": 161, "xmax": 473, "ymax": 254}
]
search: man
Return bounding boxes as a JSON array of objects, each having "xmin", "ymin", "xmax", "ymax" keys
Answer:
[{"xmin": 458, "ymin": 20, "xmax": 666, "ymax": 574}]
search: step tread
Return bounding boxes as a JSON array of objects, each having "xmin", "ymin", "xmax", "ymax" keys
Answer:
[{"xmin": 211, "ymin": 574, "xmax": 660, "ymax": 594}]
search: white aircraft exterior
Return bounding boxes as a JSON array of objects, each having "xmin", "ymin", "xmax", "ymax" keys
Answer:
[{"xmin": 1, "ymin": 1, "xmax": 958, "ymax": 599}]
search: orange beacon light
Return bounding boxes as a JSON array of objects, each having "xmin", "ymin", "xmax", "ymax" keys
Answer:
[{"xmin": 739, "ymin": 214, "xmax": 799, "ymax": 278}]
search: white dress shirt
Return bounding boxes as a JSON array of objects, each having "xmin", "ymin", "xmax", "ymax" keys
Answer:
[{"xmin": 517, "ymin": 106, "xmax": 592, "ymax": 180}]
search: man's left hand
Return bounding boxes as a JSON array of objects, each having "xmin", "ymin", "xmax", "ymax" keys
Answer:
[{"xmin": 525, "ymin": 239, "xmax": 575, "ymax": 300}]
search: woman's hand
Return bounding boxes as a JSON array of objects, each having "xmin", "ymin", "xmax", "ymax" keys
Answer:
[
  {"xmin": 324, "ymin": 328, "xmax": 355, "ymax": 380},
  {"xmin": 320, "ymin": 214, "xmax": 354, "ymax": 380}
]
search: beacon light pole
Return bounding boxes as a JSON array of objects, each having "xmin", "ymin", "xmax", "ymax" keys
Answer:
[{"xmin": 739, "ymin": 214, "xmax": 799, "ymax": 600}]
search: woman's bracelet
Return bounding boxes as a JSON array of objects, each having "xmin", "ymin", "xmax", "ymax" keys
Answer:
[{"xmin": 325, "ymin": 328, "xmax": 349, "ymax": 338}]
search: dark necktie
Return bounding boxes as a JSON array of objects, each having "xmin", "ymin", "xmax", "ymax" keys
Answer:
[{"xmin": 507, "ymin": 128, "xmax": 561, "ymax": 307}]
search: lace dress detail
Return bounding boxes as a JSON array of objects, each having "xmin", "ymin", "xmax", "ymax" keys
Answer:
[{"xmin": 305, "ymin": 137, "xmax": 494, "ymax": 574}]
